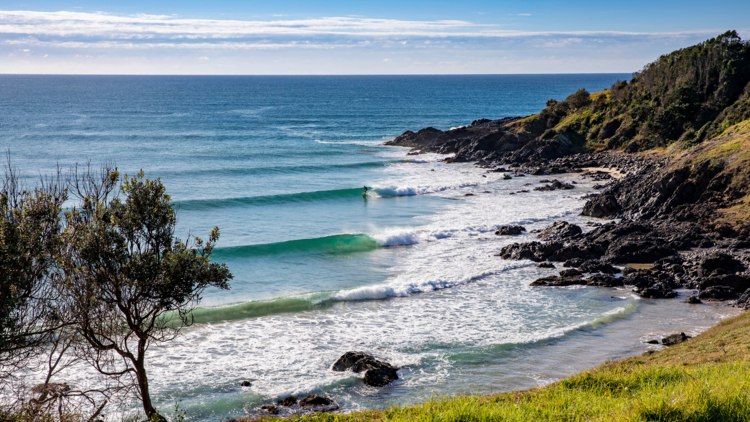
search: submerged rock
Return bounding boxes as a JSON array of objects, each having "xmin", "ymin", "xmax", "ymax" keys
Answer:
[{"xmin": 537, "ymin": 262, "xmax": 556, "ymax": 268}]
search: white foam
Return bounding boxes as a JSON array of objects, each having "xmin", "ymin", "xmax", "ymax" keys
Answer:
[
  {"xmin": 331, "ymin": 263, "xmax": 531, "ymax": 302},
  {"xmin": 331, "ymin": 272, "xmax": 489, "ymax": 301},
  {"xmin": 371, "ymin": 229, "xmax": 423, "ymax": 246},
  {"xmin": 315, "ymin": 140, "xmax": 386, "ymax": 146},
  {"xmin": 373, "ymin": 181, "xmax": 478, "ymax": 196}
]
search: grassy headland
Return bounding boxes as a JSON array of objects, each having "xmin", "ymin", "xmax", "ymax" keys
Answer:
[{"xmin": 259, "ymin": 309, "xmax": 750, "ymax": 422}]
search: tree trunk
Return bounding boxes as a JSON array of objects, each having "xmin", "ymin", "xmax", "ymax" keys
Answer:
[{"xmin": 135, "ymin": 356, "xmax": 165, "ymax": 422}]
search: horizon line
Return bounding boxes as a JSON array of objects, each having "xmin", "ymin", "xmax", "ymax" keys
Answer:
[{"xmin": 0, "ymin": 72, "xmax": 633, "ymax": 76}]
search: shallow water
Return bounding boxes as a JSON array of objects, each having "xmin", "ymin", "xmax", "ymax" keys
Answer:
[{"xmin": 1, "ymin": 75, "xmax": 739, "ymax": 421}]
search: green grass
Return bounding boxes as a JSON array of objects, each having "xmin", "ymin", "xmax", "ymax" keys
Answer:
[{"xmin": 249, "ymin": 311, "xmax": 750, "ymax": 422}]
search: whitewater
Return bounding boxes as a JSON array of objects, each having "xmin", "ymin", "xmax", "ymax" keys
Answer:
[{"xmin": 0, "ymin": 75, "xmax": 739, "ymax": 421}]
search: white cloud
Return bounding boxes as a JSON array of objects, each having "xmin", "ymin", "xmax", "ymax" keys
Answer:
[
  {"xmin": 0, "ymin": 10, "xmax": 482, "ymax": 38},
  {"xmin": 2, "ymin": 39, "xmax": 355, "ymax": 50},
  {"xmin": 0, "ymin": 10, "xmax": 733, "ymax": 46},
  {"xmin": 0, "ymin": 9, "xmax": 744, "ymax": 75}
]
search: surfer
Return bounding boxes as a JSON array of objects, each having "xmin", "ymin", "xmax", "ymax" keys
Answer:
[{"xmin": 363, "ymin": 186, "xmax": 368, "ymax": 194}]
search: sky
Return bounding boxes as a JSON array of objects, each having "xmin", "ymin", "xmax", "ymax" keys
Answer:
[{"xmin": 1, "ymin": 0, "xmax": 748, "ymax": 74}]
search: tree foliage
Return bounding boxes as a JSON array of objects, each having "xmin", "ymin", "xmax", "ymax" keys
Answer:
[
  {"xmin": 1, "ymin": 162, "xmax": 232, "ymax": 421},
  {"xmin": 0, "ymin": 158, "xmax": 67, "ymax": 379}
]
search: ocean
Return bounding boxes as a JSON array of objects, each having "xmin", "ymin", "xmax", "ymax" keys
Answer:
[{"xmin": 0, "ymin": 74, "xmax": 738, "ymax": 420}]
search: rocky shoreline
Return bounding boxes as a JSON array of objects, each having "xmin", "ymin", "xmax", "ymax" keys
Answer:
[{"xmin": 389, "ymin": 118, "xmax": 750, "ymax": 308}]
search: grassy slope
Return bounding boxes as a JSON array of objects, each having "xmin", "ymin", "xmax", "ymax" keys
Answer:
[{"xmin": 252, "ymin": 310, "xmax": 750, "ymax": 422}]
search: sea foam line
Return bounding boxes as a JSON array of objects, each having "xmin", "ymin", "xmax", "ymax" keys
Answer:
[
  {"xmin": 331, "ymin": 262, "xmax": 535, "ymax": 302},
  {"xmin": 315, "ymin": 139, "xmax": 387, "ymax": 146}
]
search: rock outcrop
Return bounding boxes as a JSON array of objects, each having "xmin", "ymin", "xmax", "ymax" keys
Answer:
[
  {"xmin": 332, "ymin": 352, "xmax": 399, "ymax": 387},
  {"xmin": 495, "ymin": 225, "xmax": 526, "ymax": 235}
]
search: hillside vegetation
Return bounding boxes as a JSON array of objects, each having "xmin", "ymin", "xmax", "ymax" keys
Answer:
[
  {"xmin": 524, "ymin": 30, "xmax": 750, "ymax": 152},
  {"xmin": 502, "ymin": 31, "xmax": 750, "ymax": 231}
]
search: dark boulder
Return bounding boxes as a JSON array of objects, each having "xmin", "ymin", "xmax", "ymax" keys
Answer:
[
  {"xmin": 578, "ymin": 260, "xmax": 620, "ymax": 274},
  {"xmin": 625, "ymin": 269, "xmax": 676, "ymax": 290},
  {"xmin": 563, "ymin": 258, "xmax": 587, "ymax": 268},
  {"xmin": 364, "ymin": 366, "xmax": 399, "ymax": 387},
  {"xmin": 240, "ymin": 380, "xmax": 251, "ymax": 387},
  {"xmin": 533, "ymin": 180, "xmax": 575, "ymax": 191},
  {"xmin": 332, "ymin": 352, "xmax": 384, "ymax": 373},
  {"xmin": 260, "ymin": 405, "xmax": 280, "ymax": 415},
  {"xmin": 662, "ymin": 332, "xmax": 690, "ymax": 346},
  {"xmin": 581, "ymin": 194, "xmax": 620, "ymax": 218},
  {"xmin": 332, "ymin": 352, "xmax": 398, "ymax": 374},
  {"xmin": 636, "ymin": 282, "xmax": 676, "ymax": 299},
  {"xmin": 497, "ymin": 241, "xmax": 562, "ymax": 262},
  {"xmin": 495, "ymin": 225, "xmax": 526, "ymax": 236},
  {"xmin": 586, "ymin": 274, "xmax": 624, "ymax": 287},
  {"xmin": 530, "ymin": 275, "xmax": 583, "ymax": 286},
  {"xmin": 697, "ymin": 252, "xmax": 744, "ymax": 277},
  {"xmin": 686, "ymin": 296, "xmax": 702, "ymax": 304},
  {"xmin": 299, "ymin": 395, "xmax": 334, "ymax": 407},
  {"xmin": 537, "ymin": 221, "xmax": 583, "ymax": 241},
  {"xmin": 332, "ymin": 351, "xmax": 399, "ymax": 388},
  {"xmin": 279, "ymin": 396, "xmax": 297, "ymax": 407},
  {"xmin": 698, "ymin": 286, "xmax": 738, "ymax": 300},
  {"xmin": 559, "ymin": 269, "xmax": 582, "ymax": 277},
  {"xmin": 537, "ymin": 262, "xmax": 556, "ymax": 268},
  {"xmin": 531, "ymin": 274, "xmax": 622, "ymax": 288},
  {"xmin": 698, "ymin": 274, "xmax": 750, "ymax": 292},
  {"xmin": 547, "ymin": 243, "xmax": 607, "ymax": 262}
]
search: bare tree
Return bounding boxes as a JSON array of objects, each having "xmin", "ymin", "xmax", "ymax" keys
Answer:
[{"xmin": 60, "ymin": 167, "xmax": 232, "ymax": 421}]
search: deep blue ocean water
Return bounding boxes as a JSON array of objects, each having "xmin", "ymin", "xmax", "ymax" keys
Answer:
[{"xmin": 1, "ymin": 75, "xmax": 737, "ymax": 421}]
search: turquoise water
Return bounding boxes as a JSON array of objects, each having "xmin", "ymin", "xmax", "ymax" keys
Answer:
[{"xmin": 1, "ymin": 75, "xmax": 738, "ymax": 421}]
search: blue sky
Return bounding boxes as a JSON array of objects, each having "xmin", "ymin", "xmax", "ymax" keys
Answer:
[{"xmin": 1, "ymin": 0, "xmax": 748, "ymax": 74}]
